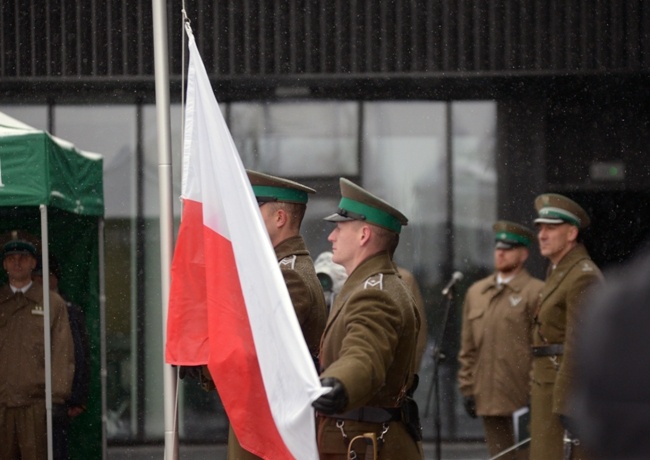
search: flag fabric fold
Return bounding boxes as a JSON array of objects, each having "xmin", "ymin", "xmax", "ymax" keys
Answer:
[{"xmin": 166, "ymin": 24, "xmax": 324, "ymax": 460}]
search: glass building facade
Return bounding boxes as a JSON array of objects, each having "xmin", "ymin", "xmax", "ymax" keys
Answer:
[{"xmin": 1, "ymin": 99, "xmax": 496, "ymax": 442}]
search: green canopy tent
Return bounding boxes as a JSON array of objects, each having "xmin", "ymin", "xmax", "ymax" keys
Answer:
[{"xmin": 0, "ymin": 111, "xmax": 105, "ymax": 459}]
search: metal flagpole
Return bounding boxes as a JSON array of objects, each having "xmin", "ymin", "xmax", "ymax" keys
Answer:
[
  {"xmin": 151, "ymin": 1, "xmax": 178, "ymax": 459},
  {"xmin": 40, "ymin": 205, "xmax": 53, "ymax": 460}
]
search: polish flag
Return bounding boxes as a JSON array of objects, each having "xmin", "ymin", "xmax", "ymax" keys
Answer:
[{"xmin": 165, "ymin": 25, "xmax": 323, "ymax": 459}]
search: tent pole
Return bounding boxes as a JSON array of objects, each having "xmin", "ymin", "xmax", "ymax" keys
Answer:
[
  {"xmin": 152, "ymin": 1, "xmax": 179, "ymax": 459},
  {"xmin": 98, "ymin": 218, "xmax": 108, "ymax": 459},
  {"xmin": 39, "ymin": 205, "xmax": 54, "ymax": 460}
]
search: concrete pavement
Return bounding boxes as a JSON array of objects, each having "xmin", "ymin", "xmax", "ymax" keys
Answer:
[{"xmin": 108, "ymin": 441, "xmax": 490, "ymax": 459}]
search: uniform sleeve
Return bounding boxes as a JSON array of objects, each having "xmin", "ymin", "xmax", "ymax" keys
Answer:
[
  {"xmin": 457, "ymin": 294, "xmax": 477, "ymax": 397},
  {"xmin": 320, "ymin": 288, "xmax": 404, "ymax": 408},
  {"xmin": 280, "ymin": 266, "xmax": 313, "ymax": 327},
  {"xmin": 409, "ymin": 279, "xmax": 428, "ymax": 370},
  {"xmin": 553, "ymin": 269, "xmax": 602, "ymax": 415},
  {"xmin": 50, "ymin": 296, "xmax": 75, "ymax": 403}
]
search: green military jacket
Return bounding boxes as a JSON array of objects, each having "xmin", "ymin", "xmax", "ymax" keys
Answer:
[
  {"xmin": 458, "ymin": 269, "xmax": 544, "ymax": 416},
  {"xmin": 0, "ymin": 283, "xmax": 74, "ymax": 406},
  {"xmin": 532, "ymin": 243, "xmax": 603, "ymax": 414},
  {"xmin": 317, "ymin": 251, "xmax": 422, "ymax": 459},
  {"xmin": 275, "ymin": 235, "xmax": 328, "ymax": 359}
]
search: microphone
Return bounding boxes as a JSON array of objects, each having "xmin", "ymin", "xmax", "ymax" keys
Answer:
[{"xmin": 441, "ymin": 271, "xmax": 464, "ymax": 296}]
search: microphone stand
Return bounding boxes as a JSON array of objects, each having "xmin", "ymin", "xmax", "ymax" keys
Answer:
[{"xmin": 424, "ymin": 286, "xmax": 456, "ymax": 460}]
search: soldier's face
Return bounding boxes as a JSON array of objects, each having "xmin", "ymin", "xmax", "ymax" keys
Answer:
[
  {"xmin": 494, "ymin": 246, "xmax": 528, "ymax": 274},
  {"xmin": 3, "ymin": 253, "xmax": 36, "ymax": 283},
  {"xmin": 537, "ymin": 223, "xmax": 578, "ymax": 264},
  {"xmin": 327, "ymin": 221, "xmax": 363, "ymax": 273}
]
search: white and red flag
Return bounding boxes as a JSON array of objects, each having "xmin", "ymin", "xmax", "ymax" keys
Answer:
[{"xmin": 165, "ymin": 25, "xmax": 324, "ymax": 459}]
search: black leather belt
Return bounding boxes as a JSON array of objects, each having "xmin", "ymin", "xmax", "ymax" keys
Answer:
[
  {"xmin": 532, "ymin": 344, "xmax": 564, "ymax": 357},
  {"xmin": 332, "ymin": 406, "xmax": 402, "ymax": 424}
]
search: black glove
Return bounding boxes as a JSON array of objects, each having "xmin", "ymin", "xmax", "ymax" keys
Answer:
[
  {"xmin": 312, "ymin": 377, "xmax": 348, "ymax": 415},
  {"xmin": 178, "ymin": 365, "xmax": 203, "ymax": 381},
  {"xmin": 463, "ymin": 396, "xmax": 477, "ymax": 418}
]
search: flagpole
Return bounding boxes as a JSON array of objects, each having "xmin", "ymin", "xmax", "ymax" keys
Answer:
[{"xmin": 151, "ymin": 1, "xmax": 178, "ymax": 459}]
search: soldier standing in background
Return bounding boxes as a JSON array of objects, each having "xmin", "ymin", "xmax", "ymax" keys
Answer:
[
  {"xmin": 529, "ymin": 194, "xmax": 603, "ymax": 460},
  {"xmin": 0, "ymin": 237, "xmax": 74, "ymax": 460},
  {"xmin": 458, "ymin": 221, "xmax": 543, "ymax": 460}
]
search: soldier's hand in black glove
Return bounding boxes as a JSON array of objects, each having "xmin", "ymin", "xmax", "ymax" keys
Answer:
[
  {"xmin": 178, "ymin": 365, "xmax": 203, "ymax": 381},
  {"xmin": 312, "ymin": 377, "xmax": 348, "ymax": 415},
  {"xmin": 463, "ymin": 396, "xmax": 477, "ymax": 418}
]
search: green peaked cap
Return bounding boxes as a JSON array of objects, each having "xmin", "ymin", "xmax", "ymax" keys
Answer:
[
  {"xmin": 323, "ymin": 178, "xmax": 408, "ymax": 234},
  {"xmin": 247, "ymin": 170, "xmax": 315, "ymax": 204},
  {"xmin": 534, "ymin": 193, "xmax": 590, "ymax": 229},
  {"xmin": 493, "ymin": 220, "xmax": 535, "ymax": 248}
]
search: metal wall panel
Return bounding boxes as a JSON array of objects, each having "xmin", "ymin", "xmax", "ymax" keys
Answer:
[{"xmin": 1, "ymin": 1, "xmax": 648, "ymax": 82}]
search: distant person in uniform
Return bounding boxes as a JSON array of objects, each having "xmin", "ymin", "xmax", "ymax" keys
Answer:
[
  {"xmin": 313, "ymin": 178, "xmax": 423, "ymax": 460},
  {"xmin": 179, "ymin": 171, "xmax": 328, "ymax": 460},
  {"xmin": 0, "ymin": 237, "xmax": 74, "ymax": 460},
  {"xmin": 315, "ymin": 252, "xmax": 428, "ymax": 371},
  {"xmin": 457, "ymin": 220, "xmax": 543, "ymax": 460},
  {"xmin": 571, "ymin": 244, "xmax": 650, "ymax": 460},
  {"xmin": 33, "ymin": 254, "xmax": 90, "ymax": 460},
  {"xmin": 529, "ymin": 194, "xmax": 603, "ymax": 460}
]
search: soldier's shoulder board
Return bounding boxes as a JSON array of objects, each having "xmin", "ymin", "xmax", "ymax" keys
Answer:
[
  {"xmin": 278, "ymin": 255, "xmax": 297, "ymax": 270},
  {"xmin": 580, "ymin": 261, "xmax": 595, "ymax": 272},
  {"xmin": 363, "ymin": 273, "xmax": 384, "ymax": 290}
]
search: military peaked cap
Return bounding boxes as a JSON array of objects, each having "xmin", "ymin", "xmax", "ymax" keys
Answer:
[
  {"xmin": 324, "ymin": 178, "xmax": 408, "ymax": 234},
  {"xmin": 493, "ymin": 220, "xmax": 535, "ymax": 249},
  {"xmin": 247, "ymin": 170, "xmax": 315, "ymax": 204},
  {"xmin": 534, "ymin": 193, "xmax": 590, "ymax": 229},
  {"xmin": 3, "ymin": 239, "xmax": 37, "ymax": 258}
]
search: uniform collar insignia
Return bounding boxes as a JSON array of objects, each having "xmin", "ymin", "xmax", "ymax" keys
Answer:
[
  {"xmin": 364, "ymin": 273, "xmax": 384, "ymax": 290},
  {"xmin": 279, "ymin": 255, "xmax": 297, "ymax": 270},
  {"xmin": 581, "ymin": 262, "xmax": 593, "ymax": 272},
  {"xmin": 509, "ymin": 295, "xmax": 522, "ymax": 307}
]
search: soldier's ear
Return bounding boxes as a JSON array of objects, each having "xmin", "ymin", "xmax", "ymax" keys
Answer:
[{"xmin": 275, "ymin": 207, "xmax": 288, "ymax": 227}]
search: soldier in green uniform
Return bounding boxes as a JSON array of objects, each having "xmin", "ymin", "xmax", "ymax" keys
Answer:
[
  {"xmin": 224, "ymin": 171, "xmax": 328, "ymax": 460},
  {"xmin": 313, "ymin": 178, "xmax": 423, "ymax": 460},
  {"xmin": 0, "ymin": 238, "xmax": 74, "ymax": 460},
  {"xmin": 529, "ymin": 194, "xmax": 603, "ymax": 460},
  {"xmin": 458, "ymin": 221, "xmax": 543, "ymax": 460}
]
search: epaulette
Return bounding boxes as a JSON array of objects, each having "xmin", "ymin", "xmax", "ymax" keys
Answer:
[
  {"xmin": 363, "ymin": 273, "xmax": 384, "ymax": 290},
  {"xmin": 580, "ymin": 260, "xmax": 595, "ymax": 272},
  {"xmin": 278, "ymin": 255, "xmax": 297, "ymax": 270}
]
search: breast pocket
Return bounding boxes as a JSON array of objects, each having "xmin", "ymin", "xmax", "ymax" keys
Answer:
[{"xmin": 467, "ymin": 307, "xmax": 486, "ymax": 346}]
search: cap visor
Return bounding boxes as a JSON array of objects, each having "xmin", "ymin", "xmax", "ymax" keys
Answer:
[
  {"xmin": 534, "ymin": 217, "xmax": 566, "ymax": 225},
  {"xmin": 495, "ymin": 241, "xmax": 515, "ymax": 249},
  {"xmin": 323, "ymin": 213, "xmax": 356, "ymax": 223}
]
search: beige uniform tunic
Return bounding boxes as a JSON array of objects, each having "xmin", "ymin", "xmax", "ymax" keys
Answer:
[
  {"xmin": 228, "ymin": 235, "xmax": 327, "ymax": 460},
  {"xmin": 530, "ymin": 244, "xmax": 603, "ymax": 460},
  {"xmin": 317, "ymin": 251, "xmax": 423, "ymax": 460},
  {"xmin": 458, "ymin": 269, "xmax": 543, "ymax": 415},
  {"xmin": 0, "ymin": 283, "xmax": 74, "ymax": 459}
]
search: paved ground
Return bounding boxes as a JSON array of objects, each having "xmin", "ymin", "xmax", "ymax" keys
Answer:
[{"xmin": 108, "ymin": 441, "xmax": 490, "ymax": 459}]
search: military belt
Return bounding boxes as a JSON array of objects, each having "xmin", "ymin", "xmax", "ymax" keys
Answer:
[
  {"xmin": 531, "ymin": 344, "xmax": 564, "ymax": 357},
  {"xmin": 332, "ymin": 406, "xmax": 402, "ymax": 424}
]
